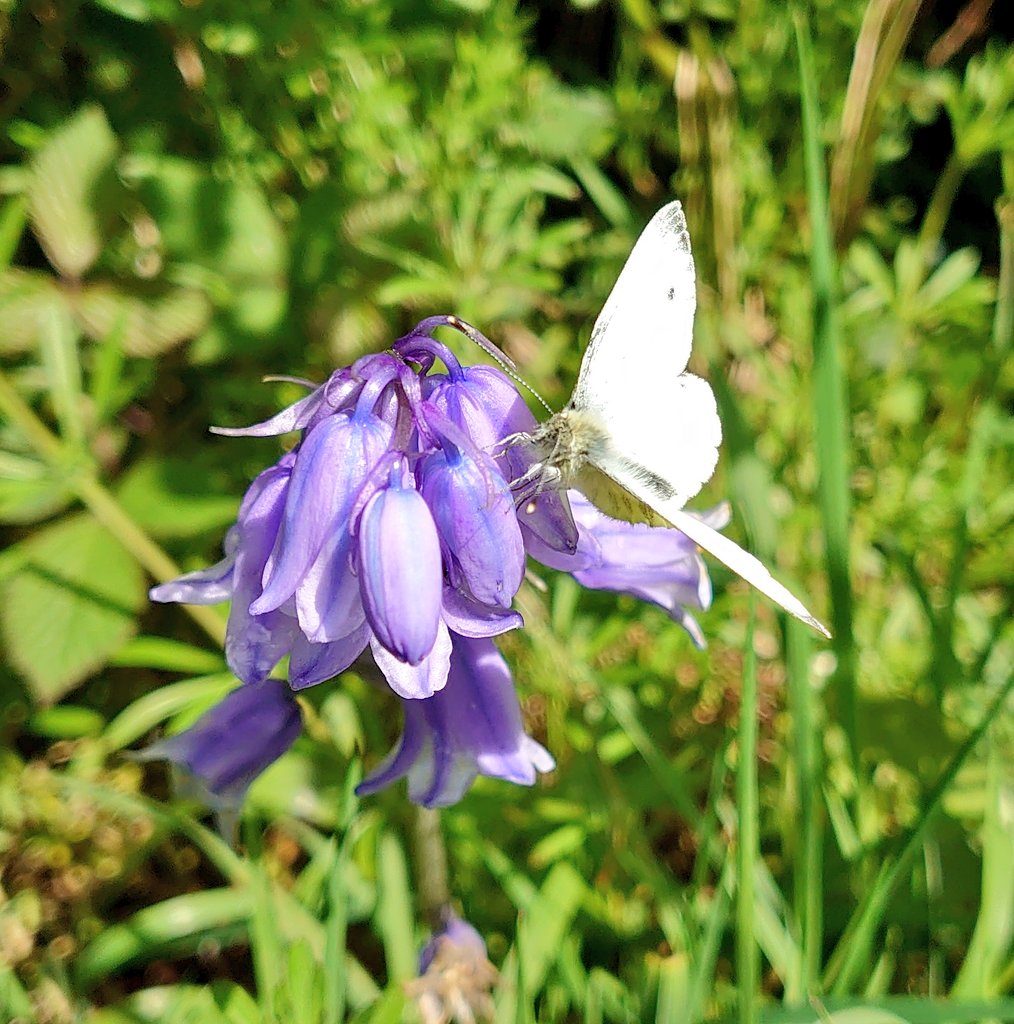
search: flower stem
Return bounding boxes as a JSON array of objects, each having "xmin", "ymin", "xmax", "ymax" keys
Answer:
[
  {"xmin": 0, "ymin": 366, "xmax": 227, "ymax": 649},
  {"xmin": 916, "ymin": 151, "xmax": 966, "ymax": 268},
  {"xmin": 413, "ymin": 806, "xmax": 450, "ymax": 927},
  {"xmin": 736, "ymin": 604, "xmax": 760, "ymax": 1024}
]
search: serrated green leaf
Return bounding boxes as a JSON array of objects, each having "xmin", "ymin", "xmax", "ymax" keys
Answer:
[
  {"xmin": 28, "ymin": 106, "xmax": 120, "ymax": 278},
  {"xmin": 73, "ymin": 280, "xmax": 212, "ymax": 356},
  {"xmin": 39, "ymin": 302, "xmax": 85, "ymax": 447},
  {"xmin": 0, "ymin": 514, "xmax": 145, "ymax": 703},
  {"xmin": 0, "ymin": 269, "xmax": 64, "ymax": 353}
]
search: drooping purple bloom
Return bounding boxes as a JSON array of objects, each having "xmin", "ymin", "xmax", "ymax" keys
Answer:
[
  {"xmin": 418, "ymin": 406, "xmax": 524, "ymax": 610},
  {"xmin": 553, "ymin": 494, "xmax": 730, "ymax": 649},
  {"xmin": 252, "ymin": 365, "xmax": 397, "ymax": 628},
  {"xmin": 150, "ymin": 314, "xmax": 726, "ymax": 808},
  {"xmin": 358, "ymin": 458, "xmax": 443, "ymax": 665},
  {"xmin": 130, "ymin": 678, "xmax": 302, "ymax": 809},
  {"xmin": 356, "ymin": 633, "xmax": 554, "ymax": 807}
]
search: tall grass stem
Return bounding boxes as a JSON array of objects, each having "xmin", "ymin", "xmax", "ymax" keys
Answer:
[
  {"xmin": 794, "ymin": 8, "xmax": 858, "ymax": 766},
  {"xmin": 736, "ymin": 604, "xmax": 760, "ymax": 1024}
]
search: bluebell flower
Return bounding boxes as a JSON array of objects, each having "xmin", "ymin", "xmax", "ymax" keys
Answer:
[
  {"xmin": 358, "ymin": 457, "xmax": 443, "ymax": 664},
  {"xmin": 525, "ymin": 492, "xmax": 731, "ymax": 649},
  {"xmin": 406, "ymin": 912, "xmax": 498, "ymax": 1024},
  {"xmin": 356, "ymin": 633, "xmax": 554, "ymax": 808},
  {"xmin": 153, "ymin": 331, "xmax": 532, "ymax": 700},
  {"xmin": 130, "ymin": 678, "xmax": 302, "ymax": 810},
  {"xmin": 151, "ymin": 315, "xmax": 724, "ymax": 807}
]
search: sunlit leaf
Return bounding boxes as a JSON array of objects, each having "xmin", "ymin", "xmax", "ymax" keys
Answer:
[
  {"xmin": 27, "ymin": 106, "xmax": 121, "ymax": 279},
  {"xmin": 0, "ymin": 514, "xmax": 145, "ymax": 703}
]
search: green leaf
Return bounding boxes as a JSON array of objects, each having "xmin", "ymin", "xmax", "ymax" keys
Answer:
[
  {"xmin": 103, "ymin": 674, "xmax": 235, "ymax": 751},
  {"xmin": 133, "ymin": 157, "xmax": 287, "ymax": 337},
  {"xmin": 0, "ymin": 514, "xmax": 145, "ymax": 703},
  {"xmin": 518, "ymin": 862, "xmax": 587, "ymax": 997},
  {"xmin": 26, "ymin": 703, "xmax": 105, "ymax": 738},
  {"xmin": 110, "ymin": 637, "xmax": 226, "ymax": 674},
  {"xmin": 373, "ymin": 830, "xmax": 416, "ymax": 984},
  {"xmin": 28, "ymin": 106, "xmax": 121, "ymax": 278},
  {"xmin": 38, "ymin": 302, "xmax": 85, "ymax": 448},
  {"xmin": 73, "ymin": 889, "xmax": 253, "ymax": 990},
  {"xmin": 73, "ymin": 280, "xmax": 212, "ymax": 357},
  {"xmin": 353, "ymin": 987, "xmax": 407, "ymax": 1024},
  {"xmin": 0, "ymin": 464, "xmax": 74, "ymax": 526},
  {"xmin": 0, "ymin": 269, "xmax": 64, "ymax": 354},
  {"xmin": 91, "ymin": 0, "xmax": 179, "ymax": 21}
]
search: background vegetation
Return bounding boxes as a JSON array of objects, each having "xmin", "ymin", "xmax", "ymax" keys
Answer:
[{"xmin": 1, "ymin": 1, "xmax": 1012, "ymax": 1022}]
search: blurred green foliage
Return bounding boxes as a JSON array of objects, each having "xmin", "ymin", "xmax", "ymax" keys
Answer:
[{"xmin": 1, "ymin": 1, "xmax": 1012, "ymax": 1022}]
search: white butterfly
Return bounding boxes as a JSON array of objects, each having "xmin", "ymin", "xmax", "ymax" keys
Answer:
[{"xmin": 522, "ymin": 201, "xmax": 830, "ymax": 638}]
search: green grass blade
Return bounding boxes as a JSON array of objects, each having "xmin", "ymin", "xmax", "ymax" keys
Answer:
[
  {"xmin": 375, "ymin": 829, "xmax": 417, "ymax": 984},
  {"xmin": 793, "ymin": 5, "xmax": 858, "ymax": 762},
  {"xmin": 950, "ymin": 740, "xmax": 1014, "ymax": 998},
  {"xmin": 787, "ymin": 618, "xmax": 823, "ymax": 1001},
  {"xmin": 826, "ymin": 671, "xmax": 1014, "ymax": 993},
  {"xmin": 737, "ymin": 603, "xmax": 760, "ymax": 1024}
]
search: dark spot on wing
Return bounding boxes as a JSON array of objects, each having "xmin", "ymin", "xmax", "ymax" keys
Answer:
[
  {"xmin": 618, "ymin": 457, "xmax": 675, "ymax": 501},
  {"xmin": 667, "ymin": 286, "xmax": 675, "ymax": 300}
]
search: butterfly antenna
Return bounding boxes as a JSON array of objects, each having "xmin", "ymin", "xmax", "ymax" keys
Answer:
[{"xmin": 446, "ymin": 314, "xmax": 555, "ymax": 416}]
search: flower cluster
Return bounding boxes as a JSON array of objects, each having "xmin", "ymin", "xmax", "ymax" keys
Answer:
[{"xmin": 148, "ymin": 317, "xmax": 725, "ymax": 808}]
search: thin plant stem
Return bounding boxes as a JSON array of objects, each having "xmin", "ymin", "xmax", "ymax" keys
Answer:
[
  {"xmin": 794, "ymin": 7, "xmax": 859, "ymax": 768},
  {"xmin": 0, "ymin": 365, "xmax": 227, "ymax": 649},
  {"xmin": 916, "ymin": 151, "xmax": 967, "ymax": 269},
  {"xmin": 736, "ymin": 604, "xmax": 760, "ymax": 1024},
  {"xmin": 787, "ymin": 620, "xmax": 822, "ymax": 1002},
  {"xmin": 414, "ymin": 806, "xmax": 451, "ymax": 927},
  {"xmin": 993, "ymin": 173, "xmax": 1014, "ymax": 355}
]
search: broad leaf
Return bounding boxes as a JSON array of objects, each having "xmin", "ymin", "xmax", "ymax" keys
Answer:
[
  {"xmin": 0, "ymin": 269, "xmax": 64, "ymax": 353},
  {"xmin": 73, "ymin": 280, "xmax": 213, "ymax": 356},
  {"xmin": 27, "ymin": 106, "xmax": 121, "ymax": 279},
  {"xmin": 0, "ymin": 514, "xmax": 145, "ymax": 703}
]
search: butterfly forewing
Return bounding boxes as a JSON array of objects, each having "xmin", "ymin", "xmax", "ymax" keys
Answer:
[
  {"xmin": 571, "ymin": 201, "xmax": 697, "ymax": 411},
  {"xmin": 569, "ymin": 200, "xmax": 721, "ymax": 511}
]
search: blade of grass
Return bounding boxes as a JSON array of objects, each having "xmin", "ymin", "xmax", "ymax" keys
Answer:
[
  {"xmin": 244, "ymin": 822, "xmax": 283, "ymax": 1021},
  {"xmin": 950, "ymin": 740, "xmax": 1014, "ymax": 999},
  {"xmin": 375, "ymin": 830, "xmax": 417, "ymax": 984},
  {"xmin": 325, "ymin": 766, "xmax": 364, "ymax": 1024},
  {"xmin": 993, "ymin": 157, "xmax": 1014, "ymax": 356},
  {"xmin": 324, "ymin": 836, "xmax": 349, "ymax": 1024},
  {"xmin": 787, "ymin": 618, "xmax": 823, "ymax": 1002},
  {"xmin": 825, "ymin": 670, "xmax": 1014, "ymax": 993},
  {"xmin": 794, "ymin": 6, "xmax": 858, "ymax": 767},
  {"xmin": 737, "ymin": 602, "xmax": 760, "ymax": 1024},
  {"xmin": 688, "ymin": 860, "xmax": 734, "ymax": 1023}
]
